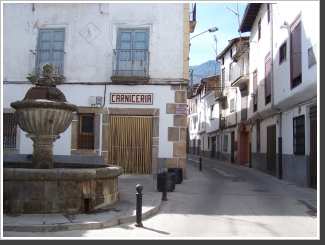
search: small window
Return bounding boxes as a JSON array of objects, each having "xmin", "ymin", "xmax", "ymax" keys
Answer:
[
  {"xmin": 308, "ymin": 44, "xmax": 317, "ymax": 68},
  {"xmin": 222, "ymin": 57, "xmax": 225, "ymax": 65},
  {"xmin": 230, "ymin": 48, "xmax": 233, "ymax": 59},
  {"xmin": 279, "ymin": 42, "xmax": 287, "ymax": 64},
  {"xmin": 78, "ymin": 113, "xmax": 94, "ymax": 149},
  {"xmin": 210, "ymin": 105, "xmax": 214, "ymax": 119},
  {"xmin": 230, "ymin": 99, "xmax": 235, "ymax": 112},
  {"xmin": 293, "ymin": 115, "xmax": 305, "ymax": 154}
]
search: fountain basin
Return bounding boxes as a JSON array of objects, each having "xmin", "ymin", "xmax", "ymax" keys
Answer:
[
  {"xmin": 3, "ymin": 165, "xmax": 123, "ymax": 214},
  {"xmin": 10, "ymin": 100, "xmax": 78, "ymax": 135}
]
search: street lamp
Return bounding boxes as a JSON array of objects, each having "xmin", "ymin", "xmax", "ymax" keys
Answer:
[{"xmin": 190, "ymin": 27, "xmax": 218, "ymax": 41}]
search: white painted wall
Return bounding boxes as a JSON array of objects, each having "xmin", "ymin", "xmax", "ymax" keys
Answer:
[{"xmin": 2, "ymin": 3, "xmax": 184, "ymax": 82}]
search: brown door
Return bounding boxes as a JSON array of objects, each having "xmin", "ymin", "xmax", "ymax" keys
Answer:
[
  {"xmin": 267, "ymin": 125, "xmax": 277, "ymax": 175},
  {"xmin": 108, "ymin": 116, "xmax": 152, "ymax": 174},
  {"xmin": 243, "ymin": 132, "xmax": 249, "ymax": 165},
  {"xmin": 309, "ymin": 106, "xmax": 317, "ymax": 189}
]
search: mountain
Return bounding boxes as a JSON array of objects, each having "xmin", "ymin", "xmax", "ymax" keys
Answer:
[{"xmin": 189, "ymin": 60, "xmax": 220, "ymax": 85}]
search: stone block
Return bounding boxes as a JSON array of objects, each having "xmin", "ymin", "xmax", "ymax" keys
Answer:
[
  {"xmin": 180, "ymin": 127, "xmax": 187, "ymax": 141},
  {"xmin": 173, "ymin": 142, "xmax": 186, "ymax": 157},
  {"xmin": 164, "ymin": 158, "xmax": 177, "ymax": 168},
  {"xmin": 175, "ymin": 91, "xmax": 187, "ymax": 103},
  {"xmin": 166, "ymin": 103, "xmax": 176, "ymax": 114},
  {"xmin": 152, "ymin": 117, "xmax": 159, "ymax": 137},
  {"xmin": 174, "ymin": 115, "xmax": 187, "ymax": 126},
  {"xmin": 171, "ymin": 85, "xmax": 180, "ymax": 90},
  {"xmin": 152, "ymin": 137, "xmax": 159, "ymax": 146},
  {"xmin": 168, "ymin": 127, "xmax": 179, "ymax": 141}
]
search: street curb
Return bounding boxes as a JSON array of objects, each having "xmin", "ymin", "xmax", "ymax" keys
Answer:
[{"xmin": 3, "ymin": 202, "xmax": 163, "ymax": 232}]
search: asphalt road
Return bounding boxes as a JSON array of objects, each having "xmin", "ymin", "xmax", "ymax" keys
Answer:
[{"xmin": 2, "ymin": 155, "xmax": 318, "ymax": 239}]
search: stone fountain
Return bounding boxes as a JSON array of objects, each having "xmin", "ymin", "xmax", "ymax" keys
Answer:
[{"xmin": 3, "ymin": 64, "xmax": 123, "ymax": 213}]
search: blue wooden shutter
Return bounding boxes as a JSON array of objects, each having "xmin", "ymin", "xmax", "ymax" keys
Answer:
[{"xmin": 37, "ymin": 29, "xmax": 65, "ymax": 76}]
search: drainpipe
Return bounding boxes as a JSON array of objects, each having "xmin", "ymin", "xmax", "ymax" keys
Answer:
[
  {"xmin": 99, "ymin": 113, "xmax": 102, "ymax": 156},
  {"xmin": 270, "ymin": 4, "xmax": 282, "ymax": 179}
]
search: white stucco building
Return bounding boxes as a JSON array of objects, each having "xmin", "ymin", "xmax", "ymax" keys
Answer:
[
  {"xmin": 239, "ymin": 2, "xmax": 318, "ymax": 188},
  {"xmin": 2, "ymin": 2, "xmax": 197, "ymax": 176}
]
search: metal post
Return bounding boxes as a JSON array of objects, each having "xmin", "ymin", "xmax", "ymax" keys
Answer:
[
  {"xmin": 135, "ymin": 184, "xmax": 143, "ymax": 227},
  {"xmin": 278, "ymin": 137, "xmax": 282, "ymax": 179},
  {"xmin": 199, "ymin": 157, "xmax": 202, "ymax": 171},
  {"xmin": 162, "ymin": 169, "xmax": 168, "ymax": 201}
]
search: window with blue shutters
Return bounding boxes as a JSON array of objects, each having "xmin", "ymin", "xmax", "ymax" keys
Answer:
[
  {"xmin": 36, "ymin": 29, "xmax": 65, "ymax": 77},
  {"xmin": 114, "ymin": 28, "xmax": 149, "ymax": 77}
]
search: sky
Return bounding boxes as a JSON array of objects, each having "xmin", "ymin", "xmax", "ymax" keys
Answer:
[{"xmin": 189, "ymin": 2, "xmax": 249, "ymax": 66}]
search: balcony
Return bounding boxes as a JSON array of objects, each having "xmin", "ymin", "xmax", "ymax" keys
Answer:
[
  {"xmin": 27, "ymin": 49, "xmax": 66, "ymax": 84},
  {"xmin": 215, "ymin": 86, "xmax": 227, "ymax": 101},
  {"xmin": 230, "ymin": 61, "xmax": 249, "ymax": 87},
  {"xmin": 111, "ymin": 49, "xmax": 149, "ymax": 83},
  {"xmin": 189, "ymin": 3, "xmax": 197, "ymax": 33}
]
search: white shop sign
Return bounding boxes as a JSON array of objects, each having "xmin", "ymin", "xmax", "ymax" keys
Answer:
[{"xmin": 110, "ymin": 93, "xmax": 153, "ymax": 105}]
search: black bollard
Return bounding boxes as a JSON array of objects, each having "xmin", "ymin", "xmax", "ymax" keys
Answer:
[
  {"xmin": 199, "ymin": 157, "xmax": 202, "ymax": 171},
  {"xmin": 162, "ymin": 169, "xmax": 168, "ymax": 201},
  {"xmin": 135, "ymin": 184, "xmax": 143, "ymax": 227}
]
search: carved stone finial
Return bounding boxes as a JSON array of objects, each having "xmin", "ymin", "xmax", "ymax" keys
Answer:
[
  {"xmin": 42, "ymin": 63, "xmax": 53, "ymax": 76},
  {"xmin": 35, "ymin": 63, "xmax": 56, "ymax": 87}
]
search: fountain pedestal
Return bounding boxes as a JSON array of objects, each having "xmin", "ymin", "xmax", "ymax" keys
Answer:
[{"xmin": 26, "ymin": 134, "xmax": 60, "ymax": 169}]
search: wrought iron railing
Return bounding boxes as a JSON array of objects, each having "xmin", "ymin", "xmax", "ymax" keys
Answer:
[
  {"xmin": 190, "ymin": 3, "xmax": 196, "ymax": 22},
  {"xmin": 229, "ymin": 61, "xmax": 249, "ymax": 83},
  {"xmin": 112, "ymin": 49, "xmax": 149, "ymax": 77},
  {"xmin": 28, "ymin": 49, "xmax": 66, "ymax": 78},
  {"xmin": 3, "ymin": 113, "xmax": 17, "ymax": 149}
]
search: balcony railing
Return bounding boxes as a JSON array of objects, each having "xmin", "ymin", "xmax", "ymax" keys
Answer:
[
  {"xmin": 229, "ymin": 61, "xmax": 249, "ymax": 86},
  {"xmin": 189, "ymin": 3, "xmax": 197, "ymax": 33},
  {"xmin": 111, "ymin": 49, "xmax": 149, "ymax": 82},
  {"xmin": 28, "ymin": 49, "xmax": 66, "ymax": 83}
]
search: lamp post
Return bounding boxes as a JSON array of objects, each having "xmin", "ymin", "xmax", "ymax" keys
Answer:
[{"xmin": 190, "ymin": 27, "xmax": 218, "ymax": 41}]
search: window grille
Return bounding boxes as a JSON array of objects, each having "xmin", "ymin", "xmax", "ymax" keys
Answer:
[
  {"xmin": 3, "ymin": 113, "xmax": 17, "ymax": 148},
  {"xmin": 293, "ymin": 115, "xmax": 305, "ymax": 154}
]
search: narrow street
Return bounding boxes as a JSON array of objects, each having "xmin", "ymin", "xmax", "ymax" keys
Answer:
[{"xmin": 3, "ymin": 155, "xmax": 318, "ymax": 239}]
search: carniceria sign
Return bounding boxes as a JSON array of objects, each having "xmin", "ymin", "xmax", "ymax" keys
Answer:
[{"xmin": 110, "ymin": 93, "xmax": 153, "ymax": 105}]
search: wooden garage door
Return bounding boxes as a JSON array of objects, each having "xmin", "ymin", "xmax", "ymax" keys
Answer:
[{"xmin": 108, "ymin": 116, "xmax": 152, "ymax": 174}]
